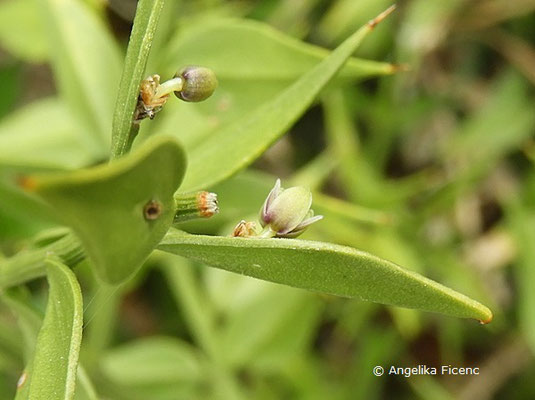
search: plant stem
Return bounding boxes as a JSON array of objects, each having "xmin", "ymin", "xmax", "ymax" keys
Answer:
[
  {"xmin": 155, "ymin": 77, "xmax": 183, "ymax": 98},
  {"xmin": 110, "ymin": 0, "xmax": 166, "ymax": 159},
  {"xmin": 0, "ymin": 233, "xmax": 84, "ymax": 289}
]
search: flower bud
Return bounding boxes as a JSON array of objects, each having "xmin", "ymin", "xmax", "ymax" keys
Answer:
[
  {"xmin": 174, "ymin": 66, "xmax": 218, "ymax": 102},
  {"xmin": 259, "ymin": 179, "xmax": 323, "ymax": 238},
  {"xmin": 174, "ymin": 191, "xmax": 219, "ymax": 223}
]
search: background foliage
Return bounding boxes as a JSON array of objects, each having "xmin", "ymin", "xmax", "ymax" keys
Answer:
[{"xmin": 1, "ymin": 0, "xmax": 534, "ymax": 399}]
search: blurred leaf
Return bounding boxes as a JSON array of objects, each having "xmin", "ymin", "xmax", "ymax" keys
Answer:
[
  {"xmin": 508, "ymin": 198, "xmax": 535, "ymax": 352},
  {"xmin": 74, "ymin": 367, "xmax": 98, "ymax": 400},
  {"xmin": 444, "ymin": 70, "xmax": 535, "ymax": 180},
  {"xmin": 15, "ymin": 259, "xmax": 83, "ymax": 400},
  {"xmin": 1, "ymin": 289, "xmax": 42, "ymax": 361},
  {"xmin": 218, "ymin": 277, "xmax": 321, "ymax": 368},
  {"xmin": 101, "ymin": 337, "xmax": 203, "ymax": 385},
  {"xmin": 41, "ymin": 0, "xmax": 122, "ymax": 152},
  {"xmin": 0, "ymin": 0, "xmax": 48, "ymax": 62},
  {"xmin": 0, "ymin": 179, "xmax": 56, "ymax": 239},
  {"xmin": 163, "ymin": 18, "xmax": 396, "ymax": 83},
  {"xmin": 0, "ymin": 98, "xmax": 96, "ymax": 171},
  {"xmin": 316, "ymin": 0, "xmax": 394, "ymax": 57},
  {"xmin": 154, "ymin": 9, "xmax": 396, "ymax": 191},
  {"xmin": 203, "ymin": 267, "xmax": 321, "ymax": 369},
  {"xmin": 111, "ymin": 0, "xmax": 165, "ymax": 158},
  {"xmin": 396, "ymin": 0, "xmax": 464, "ymax": 66},
  {"xmin": 2, "ymin": 290, "xmax": 98, "ymax": 400},
  {"xmin": 158, "ymin": 229, "xmax": 493, "ymax": 322},
  {"xmin": 29, "ymin": 136, "xmax": 186, "ymax": 284},
  {"xmin": 160, "ymin": 258, "xmax": 246, "ymax": 400}
]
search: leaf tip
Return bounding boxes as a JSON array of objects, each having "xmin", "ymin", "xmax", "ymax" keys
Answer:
[
  {"xmin": 474, "ymin": 304, "xmax": 493, "ymax": 325},
  {"xmin": 390, "ymin": 63, "xmax": 411, "ymax": 73},
  {"xmin": 478, "ymin": 312, "xmax": 493, "ymax": 325},
  {"xmin": 368, "ymin": 4, "xmax": 397, "ymax": 29}
]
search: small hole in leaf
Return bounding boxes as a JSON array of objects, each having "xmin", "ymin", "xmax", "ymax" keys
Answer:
[{"xmin": 143, "ymin": 200, "xmax": 162, "ymax": 220}]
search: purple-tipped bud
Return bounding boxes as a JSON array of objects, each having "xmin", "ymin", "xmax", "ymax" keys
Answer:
[
  {"xmin": 259, "ymin": 179, "xmax": 323, "ymax": 238},
  {"xmin": 174, "ymin": 66, "xmax": 218, "ymax": 102}
]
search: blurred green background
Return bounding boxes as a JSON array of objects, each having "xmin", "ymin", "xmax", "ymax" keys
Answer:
[{"xmin": 1, "ymin": 0, "xmax": 535, "ymax": 399}]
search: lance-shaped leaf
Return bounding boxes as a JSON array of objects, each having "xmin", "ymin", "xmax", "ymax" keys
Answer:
[
  {"xmin": 174, "ymin": 7, "xmax": 398, "ymax": 191},
  {"xmin": 26, "ymin": 136, "xmax": 186, "ymax": 284},
  {"xmin": 158, "ymin": 229, "xmax": 493, "ymax": 323},
  {"xmin": 3, "ymin": 289, "xmax": 98, "ymax": 400},
  {"xmin": 15, "ymin": 259, "xmax": 83, "ymax": 400},
  {"xmin": 152, "ymin": 16, "xmax": 398, "ymax": 152}
]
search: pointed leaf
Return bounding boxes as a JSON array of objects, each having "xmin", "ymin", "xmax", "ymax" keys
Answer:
[
  {"xmin": 28, "ymin": 136, "xmax": 186, "ymax": 284},
  {"xmin": 15, "ymin": 259, "xmax": 83, "ymax": 400},
  {"xmin": 158, "ymin": 229, "xmax": 493, "ymax": 322},
  {"xmin": 2, "ymin": 290, "xmax": 98, "ymax": 400},
  {"xmin": 164, "ymin": 18, "xmax": 396, "ymax": 83},
  {"xmin": 173, "ymin": 8, "xmax": 397, "ymax": 191},
  {"xmin": 152, "ymin": 17, "xmax": 397, "ymax": 153}
]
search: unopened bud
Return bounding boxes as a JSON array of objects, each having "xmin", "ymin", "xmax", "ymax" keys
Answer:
[
  {"xmin": 174, "ymin": 66, "xmax": 218, "ymax": 102},
  {"xmin": 174, "ymin": 191, "xmax": 219, "ymax": 223},
  {"xmin": 232, "ymin": 179, "xmax": 323, "ymax": 239}
]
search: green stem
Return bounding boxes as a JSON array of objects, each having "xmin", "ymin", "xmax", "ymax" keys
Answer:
[
  {"xmin": 110, "ymin": 0, "xmax": 166, "ymax": 159},
  {"xmin": 0, "ymin": 233, "xmax": 84, "ymax": 289},
  {"xmin": 155, "ymin": 77, "xmax": 183, "ymax": 98},
  {"xmin": 258, "ymin": 226, "xmax": 277, "ymax": 238}
]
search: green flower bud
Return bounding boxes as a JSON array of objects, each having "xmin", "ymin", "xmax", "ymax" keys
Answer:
[
  {"xmin": 174, "ymin": 66, "xmax": 218, "ymax": 102},
  {"xmin": 174, "ymin": 191, "xmax": 219, "ymax": 223}
]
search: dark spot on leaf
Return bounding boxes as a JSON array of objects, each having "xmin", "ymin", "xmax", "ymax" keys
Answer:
[{"xmin": 143, "ymin": 200, "xmax": 162, "ymax": 220}]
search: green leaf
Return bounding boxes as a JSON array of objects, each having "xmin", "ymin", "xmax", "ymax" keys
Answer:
[
  {"xmin": 101, "ymin": 337, "xmax": 203, "ymax": 385},
  {"xmin": 158, "ymin": 229, "xmax": 493, "ymax": 322},
  {"xmin": 41, "ymin": 0, "xmax": 122, "ymax": 153},
  {"xmin": 2, "ymin": 289, "xmax": 98, "ymax": 400},
  {"xmin": 163, "ymin": 18, "xmax": 396, "ymax": 83},
  {"xmin": 0, "ymin": 0, "xmax": 48, "ymax": 62},
  {"xmin": 160, "ymin": 8, "xmax": 396, "ymax": 191},
  {"xmin": 0, "ymin": 98, "xmax": 96, "ymax": 171},
  {"xmin": 15, "ymin": 259, "xmax": 83, "ymax": 400},
  {"xmin": 101, "ymin": 337, "xmax": 203, "ymax": 400},
  {"xmin": 0, "ymin": 178, "xmax": 56, "ymax": 240},
  {"xmin": 444, "ymin": 70, "xmax": 535, "ymax": 180},
  {"xmin": 508, "ymin": 198, "xmax": 535, "ymax": 352},
  {"xmin": 148, "ymin": 14, "xmax": 398, "ymax": 163},
  {"xmin": 29, "ymin": 136, "xmax": 186, "ymax": 284},
  {"xmin": 111, "ymin": 0, "xmax": 165, "ymax": 158},
  {"xmin": 205, "ymin": 268, "xmax": 322, "ymax": 368}
]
